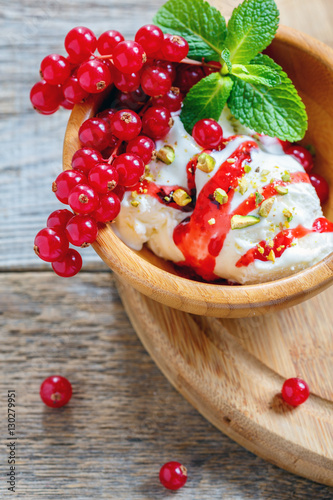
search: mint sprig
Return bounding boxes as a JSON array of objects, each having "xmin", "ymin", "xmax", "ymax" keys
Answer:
[
  {"xmin": 154, "ymin": 0, "xmax": 308, "ymax": 142},
  {"xmin": 153, "ymin": 0, "xmax": 227, "ymax": 61}
]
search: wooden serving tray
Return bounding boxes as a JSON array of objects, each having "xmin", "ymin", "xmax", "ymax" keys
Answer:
[{"xmin": 116, "ymin": 277, "xmax": 333, "ymax": 487}]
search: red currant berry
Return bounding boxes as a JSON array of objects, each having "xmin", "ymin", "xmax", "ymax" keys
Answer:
[
  {"xmin": 71, "ymin": 147, "xmax": 104, "ymax": 175},
  {"xmin": 281, "ymin": 378, "xmax": 310, "ymax": 406},
  {"xmin": 52, "ymin": 170, "xmax": 87, "ymax": 204},
  {"xmin": 88, "ymin": 163, "xmax": 119, "ymax": 193},
  {"xmin": 79, "ymin": 118, "xmax": 111, "ymax": 151},
  {"xmin": 65, "ymin": 214, "xmax": 98, "ymax": 246},
  {"xmin": 34, "ymin": 228, "xmax": 69, "ymax": 262},
  {"xmin": 52, "ymin": 249, "xmax": 83, "ymax": 277},
  {"xmin": 159, "ymin": 461, "xmax": 187, "ymax": 490},
  {"xmin": 135, "ymin": 24, "xmax": 163, "ymax": 55},
  {"xmin": 62, "ymin": 75, "xmax": 89, "ymax": 104},
  {"xmin": 112, "ymin": 65, "xmax": 141, "ymax": 92},
  {"xmin": 68, "ymin": 184, "xmax": 100, "ymax": 214},
  {"xmin": 203, "ymin": 60, "xmax": 222, "ymax": 76},
  {"xmin": 92, "ymin": 192, "xmax": 121, "ymax": 222},
  {"xmin": 96, "ymin": 108, "xmax": 116, "ymax": 124},
  {"xmin": 40, "ymin": 375, "xmax": 72, "ymax": 408},
  {"xmin": 60, "ymin": 97, "xmax": 75, "ymax": 110},
  {"xmin": 65, "ymin": 26, "xmax": 97, "ymax": 64},
  {"xmin": 40, "ymin": 54, "xmax": 71, "ymax": 85},
  {"xmin": 154, "ymin": 60, "xmax": 176, "ymax": 82},
  {"xmin": 152, "ymin": 87, "xmax": 183, "ymax": 112},
  {"xmin": 141, "ymin": 65, "xmax": 171, "ymax": 97},
  {"xmin": 112, "ymin": 184, "xmax": 126, "ymax": 202},
  {"xmin": 192, "ymin": 118, "xmax": 223, "ymax": 149},
  {"xmin": 113, "ymin": 153, "xmax": 145, "ymax": 187},
  {"xmin": 162, "ymin": 34, "xmax": 189, "ymax": 62},
  {"xmin": 310, "ymin": 173, "xmax": 329, "ymax": 204},
  {"xmin": 110, "ymin": 109, "xmax": 142, "ymax": 141},
  {"xmin": 285, "ymin": 144, "xmax": 314, "ymax": 173},
  {"xmin": 77, "ymin": 59, "xmax": 112, "ymax": 93},
  {"xmin": 126, "ymin": 135, "xmax": 155, "ymax": 164},
  {"xmin": 97, "ymin": 30, "xmax": 124, "ymax": 55},
  {"xmin": 142, "ymin": 106, "xmax": 173, "ymax": 140},
  {"xmin": 175, "ymin": 64, "xmax": 205, "ymax": 93},
  {"xmin": 112, "ymin": 40, "xmax": 146, "ymax": 74},
  {"xmin": 47, "ymin": 209, "xmax": 73, "ymax": 231},
  {"xmin": 30, "ymin": 80, "xmax": 63, "ymax": 114},
  {"xmin": 113, "ymin": 88, "xmax": 148, "ymax": 111}
]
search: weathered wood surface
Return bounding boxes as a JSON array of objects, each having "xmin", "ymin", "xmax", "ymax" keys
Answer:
[
  {"xmin": 0, "ymin": 272, "xmax": 332, "ymax": 499},
  {"xmin": 1, "ymin": 0, "xmax": 333, "ymax": 498}
]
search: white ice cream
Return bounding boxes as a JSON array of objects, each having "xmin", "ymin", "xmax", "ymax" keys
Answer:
[{"xmin": 113, "ymin": 108, "xmax": 333, "ymax": 284}]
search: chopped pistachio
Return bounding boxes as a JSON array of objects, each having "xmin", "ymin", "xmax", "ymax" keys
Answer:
[
  {"xmin": 259, "ymin": 197, "xmax": 275, "ymax": 217},
  {"xmin": 156, "ymin": 145, "xmax": 175, "ymax": 165},
  {"xmin": 238, "ymin": 177, "xmax": 249, "ymax": 195},
  {"xmin": 208, "ymin": 218, "xmax": 216, "ymax": 225},
  {"xmin": 255, "ymin": 166, "xmax": 260, "ymax": 173},
  {"xmin": 283, "ymin": 209, "xmax": 293, "ymax": 222},
  {"xmin": 261, "ymin": 169, "xmax": 270, "ymax": 176},
  {"xmin": 267, "ymin": 240, "xmax": 274, "ymax": 248},
  {"xmin": 130, "ymin": 200, "xmax": 140, "ymax": 207},
  {"xmin": 261, "ymin": 177, "xmax": 268, "ymax": 183},
  {"xmin": 267, "ymin": 250, "xmax": 276, "ymax": 262},
  {"xmin": 131, "ymin": 191, "xmax": 138, "ymax": 199},
  {"xmin": 197, "ymin": 153, "xmax": 216, "ymax": 173},
  {"xmin": 255, "ymin": 191, "xmax": 264, "ymax": 205},
  {"xmin": 281, "ymin": 172, "xmax": 291, "ymax": 182},
  {"xmin": 227, "ymin": 158, "xmax": 236, "ymax": 163},
  {"xmin": 173, "ymin": 189, "xmax": 192, "ymax": 207},
  {"xmin": 275, "ymin": 185, "xmax": 288, "ymax": 195},
  {"xmin": 164, "ymin": 196, "xmax": 171, "ymax": 202},
  {"xmin": 214, "ymin": 188, "xmax": 228, "ymax": 204},
  {"xmin": 285, "ymin": 221, "xmax": 290, "ymax": 228},
  {"xmin": 244, "ymin": 165, "xmax": 251, "ymax": 173},
  {"xmin": 257, "ymin": 245, "xmax": 264, "ymax": 254},
  {"xmin": 231, "ymin": 214, "xmax": 260, "ymax": 229}
]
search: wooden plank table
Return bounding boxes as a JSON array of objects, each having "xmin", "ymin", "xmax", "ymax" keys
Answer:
[{"xmin": 0, "ymin": 0, "xmax": 333, "ymax": 498}]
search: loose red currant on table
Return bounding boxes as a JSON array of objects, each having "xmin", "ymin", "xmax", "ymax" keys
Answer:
[
  {"xmin": 65, "ymin": 214, "xmax": 98, "ymax": 246},
  {"xmin": 40, "ymin": 54, "xmax": 71, "ymax": 85},
  {"xmin": 71, "ymin": 147, "xmax": 104, "ymax": 175},
  {"xmin": 285, "ymin": 144, "xmax": 314, "ymax": 173},
  {"xmin": 62, "ymin": 75, "xmax": 89, "ymax": 104},
  {"xmin": 40, "ymin": 375, "xmax": 72, "ymax": 408},
  {"xmin": 126, "ymin": 135, "xmax": 155, "ymax": 164},
  {"xmin": 161, "ymin": 34, "xmax": 189, "ymax": 62},
  {"xmin": 142, "ymin": 106, "xmax": 173, "ymax": 140},
  {"xmin": 68, "ymin": 184, "xmax": 100, "ymax": 214},
  {"xmin": 141, "ymin": 65, "xmax": 171, "ymax": 97},
  {"xmin": 97, "ymin": 30, "xmax": 124, "ymax": 55},
  {"xmin": 52, "ymin": 249, "xmax": 83, "ymax": 277},
  {"xmin": 47, "ymin": 209, "xmax": 73, "ymax": 231},
  {"xmin": 281, "ymin": 378, "xmax": 310, "ymax": 406},
  {"xmin": 159, "ymin": 461, "xmax": 188, "ymax": 490},
  {"xmin": 30, "ymin": 80, "xmax": 63, "ymax": 115},
  {"xmin": 110, "ymin": 109, "xmax": 142, "ymax": 141},
  {"xmin": 88, "ymin": 163, "xmax": 119, "ymax": 193},
  {"xmin": 77, "ymin": 59, "xmax": 112, "ymax": 93},
  {"xmin": 309, "ymin": 173, "xmax": 329, "ymax": 204},
  {"xmin": 34, "ymin": 228, "xmax": 69, "ymax": 262},
  {"xmin": 111, "ymin": 65, "xmax": 141, "ymax": 93},
  {"xmin": 112, "ymin": 153, "xmax": 145, "ymax": 187},
  {"xmin": 64, "ymin": 26, "xmax": 97, "ymax": 63},
  {"xmin": 192, "ymin": 118, "xmax": 223, "ymax": 149},
  {"xmin": 92, "ymin": 192, "xmax": 121, "ymax": 222},
  {"xmin": 112, "ymin": 40, "xmax": 146, "ymax": 74},
  {"xmin": 135, "ymin": 24, "xmax": 163, "ymax": 55},
  {"xmin": 79, "ymin": 117, "xmax": 111, "ymax": 151},
  {"xmin": 52, "ymin": 170, "xmax": 87, "ymax": 204},
  {"xmin": 152, "ymin": 87, "xmax": 183, "ymax": 112}
]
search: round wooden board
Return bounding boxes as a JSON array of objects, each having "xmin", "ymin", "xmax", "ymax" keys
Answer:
[{"xmin": 115, "ymin": 276, "xmax": 333, "ymax": 487}]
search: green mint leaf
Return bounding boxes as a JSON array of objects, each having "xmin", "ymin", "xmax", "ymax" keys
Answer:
[
  {"xmin": 227, "ymin": 54, "xmax": 308, "ymax": 141},
  {"xmin": 224, "ymin": 0, "xmax": 279, "ymax": 64},
  {"xmin": 153, "ymin": 0, "xmax": 227, "ymax": 61},
  {"xmin": 180, "ymin": 73, "xmax": 233, "ymax": 133},
  {"xmin": 221, "ymin": 48, "xmax": 232, "ymax": 73},
  {"xmin": 231, "ymin": 64, "xmax": 281, "ymax": 87}
]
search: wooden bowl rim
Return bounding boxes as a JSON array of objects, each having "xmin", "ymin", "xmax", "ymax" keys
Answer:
[{"xmin": 63, "ymin": 25, "xmax": 333, "ymax": 316}]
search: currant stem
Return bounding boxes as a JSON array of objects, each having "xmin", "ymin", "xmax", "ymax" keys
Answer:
[
  {"xmin": 138, "ymin": 97, "xmax": 153, "ymax": 117},
  {"xmin": 180, "ymin": 57, "xmax": 220, "ymax": 69},
  {"xmin": 108, "ymin": 139, "xmax": 123, "ymax": 163}
]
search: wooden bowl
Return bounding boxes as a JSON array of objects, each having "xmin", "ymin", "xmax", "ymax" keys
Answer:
[{"xmin": 63, "ymin": 25, "xmax": 333, "ymax": 318}]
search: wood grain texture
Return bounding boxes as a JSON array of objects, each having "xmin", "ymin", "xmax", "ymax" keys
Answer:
[
  {"xmin": 116, "ymin": 276, "xmax": 333, "ymax": 487},
  {"xmin": 0, "ymin": 271, "xmax": 332, "ymax": 499}
]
